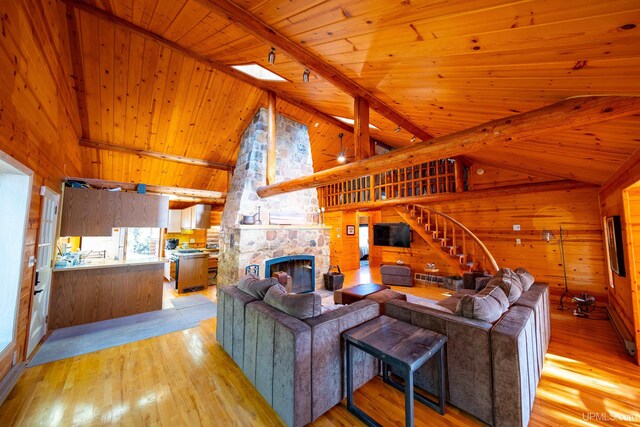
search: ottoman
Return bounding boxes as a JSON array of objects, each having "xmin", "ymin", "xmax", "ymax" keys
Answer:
[
  {"xmin": 365, "ymin": 289, "xmax": 407, "ymax": 314},
  {"xmin": 381, "ymin": 264, "xmax": 413, "ymax": 287}
]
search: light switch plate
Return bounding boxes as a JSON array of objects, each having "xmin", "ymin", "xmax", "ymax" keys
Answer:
[
  {"xmin": 513, "ymin": 224, "xmax": 521, "ymax": 231},
  {"xmin": 189, "ymin": 238, "xmax": 195, "ymax": 243},
  {"xmin": 28, "ymin": 256, "xmax": 36, "ymax": 267}
]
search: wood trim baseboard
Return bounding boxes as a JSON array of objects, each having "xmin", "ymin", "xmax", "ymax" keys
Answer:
[{"xmin": 0, "ymin": 361, "xmax": 26, "ymax": 405}]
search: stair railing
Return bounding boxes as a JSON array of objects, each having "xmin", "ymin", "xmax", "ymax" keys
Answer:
[{"xmin": 407, "ymin": 204, "xmax": 499, "ymax": 273}]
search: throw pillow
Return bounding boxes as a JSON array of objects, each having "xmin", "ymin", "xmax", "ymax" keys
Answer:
[
  {"xmin": 514, "ymin": 267, "xmax": 535, "ymax": 291},
  {"xmin": 264, "ymin": 284, "xmax": 322, "ymax": 319},
  {"xmin": 237, "ymin": 274, "xmax": 278, "ymax": 300},
  {"xmin": 455, "ymin": 285, "xmax": 509, "ymax": 323},
  {"xmin": 486, "ymin": 268, "xmax": 523, "ymax": 305}
]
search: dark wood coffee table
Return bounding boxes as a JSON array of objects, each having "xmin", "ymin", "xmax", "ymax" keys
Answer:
[
  {"xmin": 343, "ymin": 315, "xmax": 447, "ymax": 427},
  {"xmin": 334, "ymin": 283, "xmax": 389, "ymax": 305}
]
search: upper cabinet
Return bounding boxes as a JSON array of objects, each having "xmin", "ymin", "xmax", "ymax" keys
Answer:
[
  {"xmin": 179, "ymin": 204, "xmax": 211, "ymax": 230},
  {"xmin": 60, "ymin": 188, "xmax": 169, "ymax": 236},
  {"xmin": 168, "ymin": 210, "xmax": 182, "ymax": 233}
]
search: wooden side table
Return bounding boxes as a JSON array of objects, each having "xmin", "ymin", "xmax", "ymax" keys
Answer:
[{"xmin": 343, "ymin": 316, "xmax": 447, "ymax": 426}]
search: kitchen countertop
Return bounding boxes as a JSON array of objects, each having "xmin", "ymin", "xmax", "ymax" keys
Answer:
[{"xmin": 53, "ymin": 257, "xmax": 167, "ymax": 272}]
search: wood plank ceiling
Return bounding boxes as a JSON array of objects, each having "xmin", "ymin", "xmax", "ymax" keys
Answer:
[{"xmin": 74, "ymin": 0, "xmax": 640, "ymax": 191}]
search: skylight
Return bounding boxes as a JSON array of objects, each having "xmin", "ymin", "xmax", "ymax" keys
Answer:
[
  {"xmin": 231, "ymin": 64, "xmax": 286, "ymax": 82},
  {"xmin": 333, "ymin": 116, "xmax": 380, "ymax": 130}
]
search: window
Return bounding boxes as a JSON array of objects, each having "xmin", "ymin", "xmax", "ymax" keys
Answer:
[
  {"xmin": 125, "ymin": 228, "xmax": 161, "ymax": 259},
  {"xmin": 0, "ymin": 154, "xmax": 32, "ymax": 355},
  {"xmin": 231, "ymin": 63, "xmax": 287, "ymax": 82}
]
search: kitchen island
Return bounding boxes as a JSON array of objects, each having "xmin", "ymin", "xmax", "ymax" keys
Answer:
[{"xmin": 49, "ymin": 258, "xmax": 165, "ymax": 330}]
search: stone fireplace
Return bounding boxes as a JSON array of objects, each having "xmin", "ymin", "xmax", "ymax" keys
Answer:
[{"xmin": 218, "ymin": 108, "xmax": 330, "ymax": 290}]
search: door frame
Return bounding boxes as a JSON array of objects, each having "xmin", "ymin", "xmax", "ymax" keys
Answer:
[
  {"xmin": 621, "ymin": 187, "xmax": 640, "ymax": 365},
  {"xmin": 26, "ymin": 186, "xmax": 60, "ymax": 357},
  {"xmin": 0, "ymin": 150, "xmax": 33, "ymax": 362}
]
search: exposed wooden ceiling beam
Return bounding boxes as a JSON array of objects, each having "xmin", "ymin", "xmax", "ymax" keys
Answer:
[
  {"xmin": 65, "ymin": 177, "xmax": 226, "ymax": 204},
  {"xmin": 65, "ymin": 0, "xmax": 355, "ymax": 139},
  {"xmin": 196, "ymin": 0, "xmax": 433, "ymax": 142},
  {"xmin": 64, "ymin": 2, "xmax": 90, "ymax": 141},
  {"xmin": 324, "ymin": 180, "xmax": 598, "ymax": 212},
  {"xmin": 79, "ymin": 139, "xmax": 233, "ymax": 171},
  {"xmin": 257, "ymin": 96, "xmax": 640, "ymax": 197}
]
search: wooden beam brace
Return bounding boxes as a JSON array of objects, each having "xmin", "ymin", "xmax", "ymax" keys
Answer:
[
  {"xmin": 267, "ymin": 91, "xmax": 277, "ymax": 185},
  {"xmin": 195, "ymin": 0, "xmax": 433, "ymax": 142},
  {"xmin": 324, "ymin": 180, "xmax": 598, "ymax": 212},
  {"xmin": 64, "ymin": 0, "xmax": 354, "ymax": 138},
  {"xmin": 257, "ymin": 96, "xmax": 640, "ymax": 198},
  {"xmin": 79, "ymin": 139, "xmax": 233, "ymax": 171},
  {"xmin": 354, "ymin": 97, "xmax": 371, "ymax": 160},
  {"xmin": 65, "ymin": 177, "xmax": 226, "ymax": 202}
]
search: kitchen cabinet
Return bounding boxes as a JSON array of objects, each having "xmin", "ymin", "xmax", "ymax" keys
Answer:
[
  {"xmin": 181, "ymin": 205, "xmax": 193, "ymax": 229},
  {"xmin": 180, "ymin": 204, "xmax": 211, "ymax": 229},
  {"xmin": 60, "ymin": 187, "xmax": 169, "ymax": 236},
  {"xmin": 115, "ymin": 191, "xmax": 169, "ymax": 228},
  {"xmin": 59, "ymin": 187, "xmax": 117, "ymax": 236},
  {"xmin": 167, "ymin": 209, "xmax": 182, "ymax": 233},
  {"xmin": 191, "ymin": 204, "xmax": 211, "ymax": 229}
]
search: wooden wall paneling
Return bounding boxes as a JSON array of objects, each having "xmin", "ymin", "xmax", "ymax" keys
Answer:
[
  {"xmin": 388, "ymin": 186, "xmax": 608, "ymax": 298},
  {"xmin": 324, "ymin": 211, "xmax": 343, "ymax": 269},
  {"xmin": 600, "ymin": 154, "xmax": 640, "ymax": 364},
  {"xmin": 323, "ymin": 210, "xmax": 360, "ymax": 272},
  {"xmin": 0, "ymin": 0, "xmax": 84, "ymax": 382},
  {"xmin": 623, "ymin": 188, "xmax": 640, "ymax": 364}
]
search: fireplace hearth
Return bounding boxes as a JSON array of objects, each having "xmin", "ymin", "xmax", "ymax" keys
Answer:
[{"xmin": 266, "ymin": 255, "xmax": 315, "ymax": 293}]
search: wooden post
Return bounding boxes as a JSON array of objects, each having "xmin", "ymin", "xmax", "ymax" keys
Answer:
[
  {"xmin": 354, "ymin": 97, "xmax": 371, "ymax": 160},
  {"xmin": 454, "ymin": 157, "xmax": 465, "ymax": 192},
  {"xmin": 267, "ymin": 91, "xmax": 277, "ymax": 185}
]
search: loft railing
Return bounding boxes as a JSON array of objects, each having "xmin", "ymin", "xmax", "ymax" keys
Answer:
[{"xmin": 319, "ymin": 158, "xmax": 466, "ymax": 209}]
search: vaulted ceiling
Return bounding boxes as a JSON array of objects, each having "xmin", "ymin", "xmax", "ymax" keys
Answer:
[{"xmin": 70, "ymin": 0, "xmax": 640, "ymax": 193}]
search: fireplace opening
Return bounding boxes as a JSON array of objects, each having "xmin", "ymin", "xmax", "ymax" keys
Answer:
[{"xmin": 265, "ymin": 255, "xmax": 315, "ymax": 293}]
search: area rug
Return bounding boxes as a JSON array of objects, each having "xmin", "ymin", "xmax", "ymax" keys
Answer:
[{"xmin": 29, "ymin": 297, "xmax": 218, "ymax": 367}]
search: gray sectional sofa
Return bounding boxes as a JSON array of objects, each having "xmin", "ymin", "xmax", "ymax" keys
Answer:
[
  {"xmin": 217, "ymin": 269, "xmax": 549, "ymax": 427},
  {"xmin": 384, "ymin": 281, "xmax": 550, "ymax": 427},
  {"xmin": 216, "ymin": 284, "xmax": 380, "ymax": 426}
]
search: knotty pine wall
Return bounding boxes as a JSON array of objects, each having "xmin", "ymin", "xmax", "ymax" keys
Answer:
[
  {"xmin": 0, "ymin": 0, "xmax": 83, "ymax": 382},
  {"xmin": 378, "ymin": 186, "xmax": 608, "ymax": 300},
  {"xmin": 325, "ymin": 210, "xmax": 360, "ymax": 272},
  {"xmin": 599, "ymin": 158, "xmax": 640, "ymax": 364}
]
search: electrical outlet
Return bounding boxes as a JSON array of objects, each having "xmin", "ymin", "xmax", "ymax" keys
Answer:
[
  {"xmin": 513, "ymin": 224, "xmax": 521, "ymax": 231},
  {"xmin": 28, "ymin": 256, "xmax": 36, "ymax": 267},
  {"xmin": 189, "ymin": 238, "xmax": 195, "ymax": 244},
  {"xmin": 516, "ymin": 238, "xmax": 522, "ymax": 245}
]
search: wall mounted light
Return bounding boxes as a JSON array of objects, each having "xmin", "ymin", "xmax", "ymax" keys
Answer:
[
  {"xmin": 303, "ymin": 68, "xmax": 310, "ymax": 82},
  {"xmin": 268, "ymin": 47, "xmax": 276, "ymax": 64},
  {"xmin": 476, "ymin": 168, "xmax": 485, "ymax": 175},
  {"xmin": 410, "ymin": 135, "xmax": 416, "ymax": 142},
  {"xmin": 394, "ymin": 126, "xmax": 401, "ymax": 133}
]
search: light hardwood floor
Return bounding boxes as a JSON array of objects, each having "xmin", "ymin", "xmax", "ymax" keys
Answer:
[{"xmin": 1, "ymin": 267, "xmax": 639, "ymax": 426}]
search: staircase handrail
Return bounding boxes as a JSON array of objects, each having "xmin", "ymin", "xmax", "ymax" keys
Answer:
[{"xmin": 411, "ymin": 204, "xmax": 500, "ymax": 272}]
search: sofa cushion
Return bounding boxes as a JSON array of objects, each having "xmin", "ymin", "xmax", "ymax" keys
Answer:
[
  {"xmin": 487, "ymin": 268, "xmax": 523, "ymax": 306},
  {"xmin": 264, "ymin": 284, "xmax": 322, "ymax": 319},
  {"xmin": 514, "ymin": 267, "xmax": 535, "ymax": 292},
  {"xmin": 456, "ymin": 285, "xmax": 509, "ymax": 323},
  {"xmin": 237, "ymin": 274, "xmax": 279, "ymax": 300}
]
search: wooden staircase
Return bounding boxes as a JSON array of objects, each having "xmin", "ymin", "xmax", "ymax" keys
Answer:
[{"xmin": 394, "ymin": 204, "xmax": 499, "ymax": 275}]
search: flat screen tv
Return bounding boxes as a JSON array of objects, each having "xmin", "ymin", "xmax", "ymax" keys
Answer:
[{"xmin": 373, "ymin": 223, "xmax": 410, "ymax": 248}]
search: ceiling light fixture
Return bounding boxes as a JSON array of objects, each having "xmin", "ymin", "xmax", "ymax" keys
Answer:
[
  {"xmin": 337, "ymin": 133, "xmax": 347, "ymax": 163},
  {"xmin": 394, "ymin": 126, "xmax": 401, "ymax": 133},
  {"xmin": 410, "ymin": 135, "xmax": 417, "ymax": 142},
  {"xmin": 268, "ymin": 47, "xmax": 276, "ymax": 64},
  {"xmin": 303, "ymin": 68, "xmax": 310, "ymax": 82}
]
